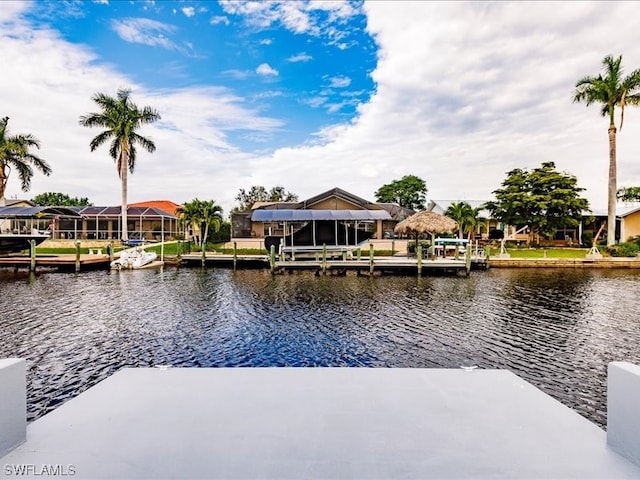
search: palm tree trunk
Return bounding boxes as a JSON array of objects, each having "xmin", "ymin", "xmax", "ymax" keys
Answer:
[
  {"xmin": 0, "ymin": 167, "xmax": 7, "ymax": 200},
  {"xmin": 120, "ymin": 144, "xmax": 129, "ymax": 242},
  {"xmin": 607, "ymin": 125, "xmax": 617, "ymax": 246}
]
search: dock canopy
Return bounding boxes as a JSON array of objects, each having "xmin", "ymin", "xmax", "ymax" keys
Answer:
[
  {"xmin": 251, "ymin": 209, "xmax": 391, "ymax": 222},
  {"xmin": 0, "ymin": 206, "xmax": 82, "ymax": 219}
]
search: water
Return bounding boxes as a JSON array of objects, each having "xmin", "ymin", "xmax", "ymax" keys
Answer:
[{"xmin": 1, "ymin": 267, "xmax": 639, "ymax": 428}]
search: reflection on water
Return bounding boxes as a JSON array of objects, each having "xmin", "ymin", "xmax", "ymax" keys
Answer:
[{"xmin": 1, "ymin": 267, "xmax": 639, "ymax": 427}]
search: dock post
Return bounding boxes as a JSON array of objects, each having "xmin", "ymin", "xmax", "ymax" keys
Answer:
[
  {"xmin": 108, "ymin": 242, "xmax": 114, "ymax": 264},
  {"xmin": 369, "ymin": 243, "xmax": 374, "ymax": 274},
  {"xmin": 270, "ymin": 245, "xmax": 276, "ymax": 273},
  {"xmin": 75, "ymin": 240, "xmax": 81, "ymax": 273},
  {"xmin": 417, "ymin": 244, "xmax": 422, "ymax": 276},
  {"xmin": 201, "ymin": 244, "xmax": 206, "ymax": 267},
  {"xmin": 465, "ymin": 246, "xmax": 471, "ymax": 276},
  {"xmin": 357, "ymin": 248, "xmax": 361, "ymax": 261},
  {"xmin": 29, "ymin": 240, "xmax": 36, "ymax": 273},
  {"xmin": 233, "ymin": 241, "xmax": 237, "ymax": 270},
  {"xmin": 322, "ymin": 244, "xmax": 327, "ymax": 274}
]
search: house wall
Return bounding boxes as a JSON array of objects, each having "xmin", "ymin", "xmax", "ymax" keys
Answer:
[{"xmin": 622, "ymin": 211, "xmax": 640, "ymax": 241}]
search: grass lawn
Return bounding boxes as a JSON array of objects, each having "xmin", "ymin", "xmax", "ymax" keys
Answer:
[{"xmin": 497, "ymin": 248, "xmax": 590, "ymax": 259}]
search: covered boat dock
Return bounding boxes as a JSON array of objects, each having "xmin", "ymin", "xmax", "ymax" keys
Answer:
[{"xmin": 254, "ymin": 209, "xmax": 392, "ymax": 258}]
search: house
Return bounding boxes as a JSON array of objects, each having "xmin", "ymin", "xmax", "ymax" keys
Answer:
[{"xmin": 231, "ymin": 187, "xmax": 413, "ymax": 249}]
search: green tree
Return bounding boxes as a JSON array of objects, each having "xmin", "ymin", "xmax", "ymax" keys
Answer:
[
  {"xmin": 484, "ymin": 162, "xmax": 589, "ymax": 242},
  {"xmin": 573, "ymin": 54, "xmax": 640, "ymax": 246},
  {"xmin": 445, "ymin": 201, "xmax": 480, "ymax": 239},
  {"xmin": 178, "ymin": 198, "xmax": 223, "ymax": 248},
  {"xmin": 617, "ymin": 186, "xmax": 640, "ymax": 202},
  {"xmin": 233, "ymin": 185, "xmax": 298, "ymax": 212},
  {"xmin": 374, "ymin": 175, "xmax": 427, "ymax": 211},
  {"xmin": 32, "ymin": 192, "xmax": 92, "ymax": 206},
  {"xmin": 79, "ymin": 89, "xmax": 160, "ymax": 241},
  {"xmin": 0, "ymin": 117, "xmax": 51, "ymax": 200}
]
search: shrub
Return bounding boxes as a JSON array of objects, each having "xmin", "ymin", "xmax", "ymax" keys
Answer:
[
  {"xmin": 605, "ymin": 242, "xmax": 639, "ymax": 257},
  {"xmin": 582, "ymin": 231, "xmax": 593, "ymax": 246}
]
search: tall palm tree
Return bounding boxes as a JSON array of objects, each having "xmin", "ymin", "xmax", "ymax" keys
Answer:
[
  {"xmin": 445, "ymin": 201, "xmax": 479, "ymax": 240},
  {"xmin": 79, "ymin": 89, "xmax": 160, "ymax": 241},
  {"xmin": 0, "ymin": 116, "xmax": 51, "ymax": 201},
  {"xmin": 573, "ymin": 55, "xmax": 640, "ymax": 246}
]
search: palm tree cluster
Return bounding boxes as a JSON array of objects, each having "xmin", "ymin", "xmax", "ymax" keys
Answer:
[
  {"xmin": 573, "ymin": 55, "xmax": 640, "ymax": 246},
  {"xmin": 0, "ymin": 116, "xmax": 51, "ymax": 201},
  {"xmin": 445, "ymin": 201, "xmax": 482, "ymax": 240},
  {"xmin": 178, "ymin": 198, "xmax": 223, "ymax": 248}
]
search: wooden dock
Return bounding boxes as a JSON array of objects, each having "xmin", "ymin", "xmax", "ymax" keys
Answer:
[
  {"xmin": 180, "ymin": 253, "xmax": 488, "ymax": 276},
  {"xmin": 0, "ymin": 254, "xmax": 111, "ymax": 272}
]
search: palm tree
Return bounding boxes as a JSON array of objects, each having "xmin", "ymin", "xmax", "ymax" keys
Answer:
[
  {"xmin": 79, "ymin": 89, "xmax": 160, "ymax": 241},
  {"xmin": 445, "ymin": 201, "xmax": 479, "ymax": 240},
  {"xmin": 178, "ymin": 198, "xmax": 223, "ymax": 249},
  {"xmin": 573, "ymin": 55, "xmax": 640, "ymax": 246},
  {"xmin": 0, "ymin": 117, "xmax": 52, "ymax": 201}
]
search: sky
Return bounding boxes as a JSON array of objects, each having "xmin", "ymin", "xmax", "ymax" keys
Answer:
[{"xmin": 2, "ymin": 1, "xmax": 640, "ymax": 216}]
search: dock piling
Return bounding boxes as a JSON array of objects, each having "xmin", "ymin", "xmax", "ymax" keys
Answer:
[
  {"xmin": 369, "ymin": 243, "xmax": 374, "ymax": 274},
  {"xmin": 269, "ymin": 245, "xmax": 276, "ymax": 273},
  {"xmin": 417, "ymin": 244, "xmax": 422, "ymax": 276},
  {"xmin": 233, "ymin": 241, "xmax": 237, "ymax": 270},
  {"xmin": 322, "ymin": 244, "xmax": 327, "ymax": 274},
  {"xmin": 75, "ymin": 240, "xmax": 81, "ymax": 273},
  {"xmin": 29, "ymin": 240, "xmax": 36, "ymax": 273}
]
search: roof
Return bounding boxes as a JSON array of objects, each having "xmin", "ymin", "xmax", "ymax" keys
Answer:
[
  {"xmin": 70, "ymin": 206, "xmax": 177, "ymax": 219},
  {"xmin": 0, "ymin": 206, "xmax": 82, "ymax": 218},
  {"xmin": 300, "ymin": 187, "xmax": 378, "ymax": 210},
  {"xmin": 251, "ymin": 209, "xmax": 392, "ymax": 222},
  {"xmin": 128, "ymin": 200, "xmax": 181, "ymax": 216}
]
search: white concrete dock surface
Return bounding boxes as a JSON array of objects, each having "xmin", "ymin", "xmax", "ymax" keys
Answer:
[{"xmin": 2, "ymin": 367, "xmax": 639, "ymax": 479}]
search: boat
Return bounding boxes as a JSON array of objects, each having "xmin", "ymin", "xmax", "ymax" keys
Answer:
[
  {"xmin": 0, "ymin": 229, "xmax": 50, "ymax": 255},
  {"xmin": 111, "ymin": 248, "xmax": 159, "ymax": 270}
]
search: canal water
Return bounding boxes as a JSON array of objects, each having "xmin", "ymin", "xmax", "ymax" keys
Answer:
[{"xmin": 1, "ymin": 267, "xmax": 639, "ymax": 428}]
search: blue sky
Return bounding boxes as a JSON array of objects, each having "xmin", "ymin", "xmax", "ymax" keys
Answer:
[{"xmin": 3, "ymin": 1, "xmax": 640, "ymax": 215}]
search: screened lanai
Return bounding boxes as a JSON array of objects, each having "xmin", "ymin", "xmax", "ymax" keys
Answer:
[{"xmin": 53, "ymin": 206, "xmax": 179, "ymax": 241}]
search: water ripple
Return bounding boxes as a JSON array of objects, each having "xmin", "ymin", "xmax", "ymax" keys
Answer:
[{"xmin": 1, "ymin": 267, "xmax": 640, "ymax": 427}]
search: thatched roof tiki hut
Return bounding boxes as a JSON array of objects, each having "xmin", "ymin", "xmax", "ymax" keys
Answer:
[{"xmin": 394, "ymin": 211, "xmax": 458, "ymax": 258}]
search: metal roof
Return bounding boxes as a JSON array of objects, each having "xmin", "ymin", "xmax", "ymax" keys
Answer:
[
  {"xmin": 0, "ymin": 206, "xmax": 82, "ymax": 218},
  {"xmin": 251, "ymin": 209, "xmax": 391, "ymax": 222}
]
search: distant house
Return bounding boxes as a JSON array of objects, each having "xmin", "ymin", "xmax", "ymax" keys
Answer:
[
  {"xmin": 584, "ymin": 203, "xmax": 640, "ymax": 244},
  {"xmin": 232, "ymin": 187, "xmax": 413, "ymax": 241}
]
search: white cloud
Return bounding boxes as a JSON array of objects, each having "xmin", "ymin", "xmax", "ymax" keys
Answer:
[
  {"xmin": 111, "ymin": 18, "xmax": 176, "ymax": 50},
  {"xmin": 259, "ymin": 38, "xmax": 272, "ymax": 45},
  {"xmin": 210, "ymin": 15, "xmax": 230, "ymax": 26},
  {"xmin": 220, "ymin": 0, "xmax": 360, "ymax": 46},
  {"xmin": 182, "ymin": 7, "xmax": 195, "ymax": 18},
  {"xmin": 288, "ymin": 52, "xmax": 312, "ymax": 63},
  {"xmin": 256, "ymin": 63, "xmax": 279, "ymax": 76},
  {"xmin": 328, "ymin": 75, "xmax": 351, "ymax": 88}
]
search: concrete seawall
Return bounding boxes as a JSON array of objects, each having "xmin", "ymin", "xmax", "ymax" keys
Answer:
[{"xmin": 489, "ymin": 257, "xmax": 640, "ymax": 268}]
